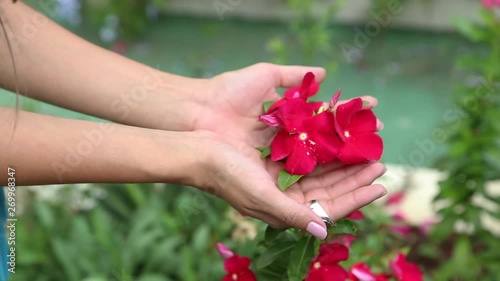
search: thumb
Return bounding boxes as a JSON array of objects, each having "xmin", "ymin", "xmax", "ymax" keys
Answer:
[
  {"xmin": 260, "ymin": 63, "xmax": 327, "ymax": 88},
  {"xmin": 268, "ymin": 189, "xmax": 328, "ymax": 240}
]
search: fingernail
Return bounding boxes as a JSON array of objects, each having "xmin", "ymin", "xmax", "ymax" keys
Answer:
[
  {"xmin": 377, "ymin": 119, "xmax": 384, "ymax": 130},
  {"xmin": 306, "ymin": 222, "xmax": 327, "ymax": 240},
  {"xmin": 379, "ymin": 187, "xmax": 388, "ymax": 197}
]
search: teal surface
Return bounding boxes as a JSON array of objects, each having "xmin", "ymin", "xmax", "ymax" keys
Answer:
[{"xmin": 0, "ymin": 17, "xmax": 473, "ymax": 167}]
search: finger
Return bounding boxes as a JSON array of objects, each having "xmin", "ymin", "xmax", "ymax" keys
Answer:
[
  {"xmin": 300, "ymin": 162, "xmax": 375, "ymax": 192},
  {"xmin": 319, "ymin": 184, "xmax": 387, "ymax": 221},
  {"xmin": 307, "ymin": 160, "xmax": 346, "ymax": 177},
  {"xmin": 377, "ymin": 119, "xmax": 384, "ymax": 130},
  {"xmin": 304, "ymin": 163, "xmax": 387, "ymax": 201},
  {"xmin": 263, "ymin": 63, "xmax": 327, "ymax": 88},
  {"xmin": 336, "ymin": 95, "xmax": 378, "ymax": 109},
  {"xmin": 335, "ymin": 95, "xmax": 383, "ymax": 130},
  {"xmin": 256, "ymin": 187, "xmax": 329, "ymax": 239}
]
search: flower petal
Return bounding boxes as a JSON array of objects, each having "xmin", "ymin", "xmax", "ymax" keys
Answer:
[
  {"xmin": 224, "ymin": 256, "xmax": 251, "ymax": 274},
  {"xmin": 321, "ymin": 264, "xmax": 348, "ymax": 281},
  {"xmin": 285, "ymin": 142, "xmax": 317, "ymax": 175},
  {"xmin": 338, "ymin": 133, "xmax": 383, "ymax": 164},
  {"xmin": 278, "ymin": 99, "xmax": 313, "ymax": 132},
  {"xmin": 330, "ymin": 90, "xmax": 342, "ymax": 108},
  {"xmin": 318, "ymin": 243, "xmax": 349, "ymax": 264},
  {"xmin": 304, "ymin": 111, "xmax": 340, "ymax": 164},
  {"xmin": 238, "ymin": 270, "xmax": 258, "ymax": 281},
  {"xmin": 259, "ymin": 111, "xmax": 282, "ymax": 127},
  {"xmin": 335, "ymin": 98, "xmax": 363, "ymax": 133},
  {"xmin": 350, "ymin": 262, "xmax": 377, "ymax": 281},
  {"xmin": 349, "ymin": 110, "xmax": 377, "ymax": 134},
  {"xmin": 270, "ymin": 130, "xmax": 294, "ymax": 161},
  {"xmin": 309, "ymin": 101, "xmax": 326, "ymax": 112},
  {"xmin": 331, "ymin": 234, "xmax": 356, "ymax": 248},
  {"xmin": 345, "ymin": 210, "xmax": 364, "ymax": 220},
  {"xmin": 284, "ymin": 86, "xmax": 302, "ymax": 99},
  {"xmin": 386, "ymin": 192, "xmax": 405, "ymax": 205},
  {"xmin": 267, "ymin": 98, "xmax": 288, "ymax": 113},
  {"xmin": 216, "ymin": 242, "xmax": 235, "ymax": 259},
  {"xmin": 390, "ymin": 254, "xmax": 423, "ymax": 281},
  {"xmin": 301, "ymin": 72, "xmax": 319, "ymax": 99},
  {"xmin": 305, "ymin": 266, "xmax": 323, "ymax": 281}
]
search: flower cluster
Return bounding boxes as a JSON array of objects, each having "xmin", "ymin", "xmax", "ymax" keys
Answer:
[
  {"xmin": 217, "ymin": 238, "xmax": 423, "ymax": 281},
  {"xmin": 259, "ymin": 72, "xmax": 383, "ymax": 175},
  {"xmin": 217, "ymin": 243, "xmax": 257, "ymax": 281}
]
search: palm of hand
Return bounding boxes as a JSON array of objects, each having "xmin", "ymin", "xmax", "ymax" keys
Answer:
[
  {"xmin": 193, "ymin": 64, "xmax": 282, "ymax": 147},
  {"xmin": 190, "ymin": 63, "xmax": 387, "ymax": 229}
]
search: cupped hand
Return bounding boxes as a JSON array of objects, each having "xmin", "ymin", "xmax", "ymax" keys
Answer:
[
  {"xmin": 194, "ymin": 130, "xmax": 387, "ymax": 240},
  {"xmin": 193, "ymin": 62, "xmax": 381, "ymax": 147},
  {"xmin": 189, "ymin": 63, "xmax": 386, "ymax": 239}
]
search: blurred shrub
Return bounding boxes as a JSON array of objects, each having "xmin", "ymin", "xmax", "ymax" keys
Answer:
[
  {"xmin": 12, "ymin": 184, "xmax": 261, "ymax": 281},
  {"xmin": 267, "ymin": 0, "xmax": 342, "ymax": 73},
  {"xmin": 428, "ymin": 7, "xmax": 500, "ymax": 281}
]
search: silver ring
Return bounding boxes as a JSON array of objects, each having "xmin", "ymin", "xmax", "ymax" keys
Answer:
[{"xmin": 309, "ymin": 200, "xmax": 336, "ymax": 228}]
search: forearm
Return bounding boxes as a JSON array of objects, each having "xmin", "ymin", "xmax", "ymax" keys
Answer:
[
  {"xmin": 0, "ymin": 107, "xmax": 201, "ymax": 186},
  {"xmin": 0, "ymin": 1, "xmax": 202, "ymax": 131}
]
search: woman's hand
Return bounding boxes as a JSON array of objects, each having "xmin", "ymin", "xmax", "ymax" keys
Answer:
[
  {"xmin": 188, "ymin": 130, "xmax": 387, "ymax": 240},
  {"xmin": 192, "ymin": 63, "xmax": 380, "ymax": 147}
]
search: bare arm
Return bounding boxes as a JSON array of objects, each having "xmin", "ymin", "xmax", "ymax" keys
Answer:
[
  {"xmin": 0, "ymin": 1, "xmax": 202, "ymax": 131},
  {"xmin": 0, "ymin": 106, "xmax": 202, "ymax": 185}
]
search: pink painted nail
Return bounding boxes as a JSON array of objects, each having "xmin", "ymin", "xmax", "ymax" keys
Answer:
[{"xmin": 306, "ymin": 222, "xmax": 327, "ymax": 240}]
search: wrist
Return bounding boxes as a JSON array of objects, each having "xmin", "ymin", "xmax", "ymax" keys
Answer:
[
  {"xmin": 142, "ymin": 129, "xmax": 215, "ymax": 187},
  {"xmin": 133, "ymin": 70, "xmax": 210, "ymax": 131}
]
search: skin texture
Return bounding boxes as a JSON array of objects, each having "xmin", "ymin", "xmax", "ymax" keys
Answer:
[{"xmin": 0, "ymin": 1, "xmax": 387, "ymax": 235}]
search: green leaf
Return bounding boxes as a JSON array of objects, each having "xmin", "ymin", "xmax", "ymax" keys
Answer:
[
  {"xmin": 287, "ymin": 236, "xmax": 316, "ymax": 281},
  {"xmin": 264, "ymin": 225, "xmax": 286, "ymax": 242},
  {"xmin": 453, "ymin": 17, "xmax": 488, "ymax": 42},
  {"xmin": 257, "ymin": 146, "xmax": 271, "ymax": 158},
  {"xmin": 137, "ymin": 274, "xmax": 171, "ymax": 281},
  {"xmin": 256, "ymin": 241, "xmax": 295, "ymax": 269},
  {"xmin": 263, "ymin": 101, "xmax": 276, "ymax": 112},
  {"xmin": 278, "ymin": 169, "xmax": 302, "ymax": 190},
  {"xmin": 331, "ymin": 219, "xmax": 357, "ymax": 235}
]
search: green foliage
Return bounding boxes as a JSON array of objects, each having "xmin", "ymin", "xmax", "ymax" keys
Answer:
[
  {"xmin": 81, "ymin": 0, "xmax": 168, "ymax": 42},
  {"xmin": 267, "ymin": 0, "xmax": 342, "ymax": 72},
  {"xmin": 277, "ymin": 170, "xmax": 302, "ymax": 190},
  {"xmin": 287, "ymin": 236, "xmax": 316, "ymax": 281},
  {"xmin": 12, "ymin": 184, "xmax": 250, "ymax": 281},
  {"xmin": 428, "ymin": 8, "xmax": 500, "ymax": 281}
]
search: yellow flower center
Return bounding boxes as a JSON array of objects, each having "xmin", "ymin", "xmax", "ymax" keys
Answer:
[
  {"xmin": 344, "ymin": 131, "xmax": 350, "ymax": 138},
  {"xmin": 299, "ymin": 133, "xmax": 308, "ymax": 141},
  {"xmin": 232, "ymin": 273, "xmax": 238, "ymax": 280},
  {"xmin": 314, "ymin": 262, "xmax": 321, "ymax": 269}
]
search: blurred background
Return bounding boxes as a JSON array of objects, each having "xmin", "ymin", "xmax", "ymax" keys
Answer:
[{"xmin": 1, "ymin": 0, "xmax": 499, "ymax": 280}]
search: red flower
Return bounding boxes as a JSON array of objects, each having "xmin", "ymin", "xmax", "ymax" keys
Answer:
[
  {"xmin": 345, "ymin": 210, "xmax": 365, "ymax": 220},
  {"xmin": 386, "ymin": 192, "xmax": 405, "ymax": 206},
  {"xmin": 267, "ymin": 72, "xmax": 319, "ymax": 113},
  {"xmin": 270, "ymin": 99, "xmax": 340, "ymax": 175},
  {"xmin": 389, "ymin": 225, "xmax": 412, "ymax": 237},
  {"xmin": 330, "ymin": 235, "xmax": 357, "ymax": 248},
  {"xmin": 333, "ymin": 97, "xmax": 383, "ymax": 164},
  {"xmin": 222, "ymin": 255, "xmax": 257, "ymax": 281},
  {"xmin": 305, "ymin": 243, "xmax": 349, "ymax": 281},
  {"xmin": 389, "ymin": 254, "xmax": 423, "ymax": 281},
  {"xmin": 348, "ymin": 262, "xmax": 391, "ymax": 281}
]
